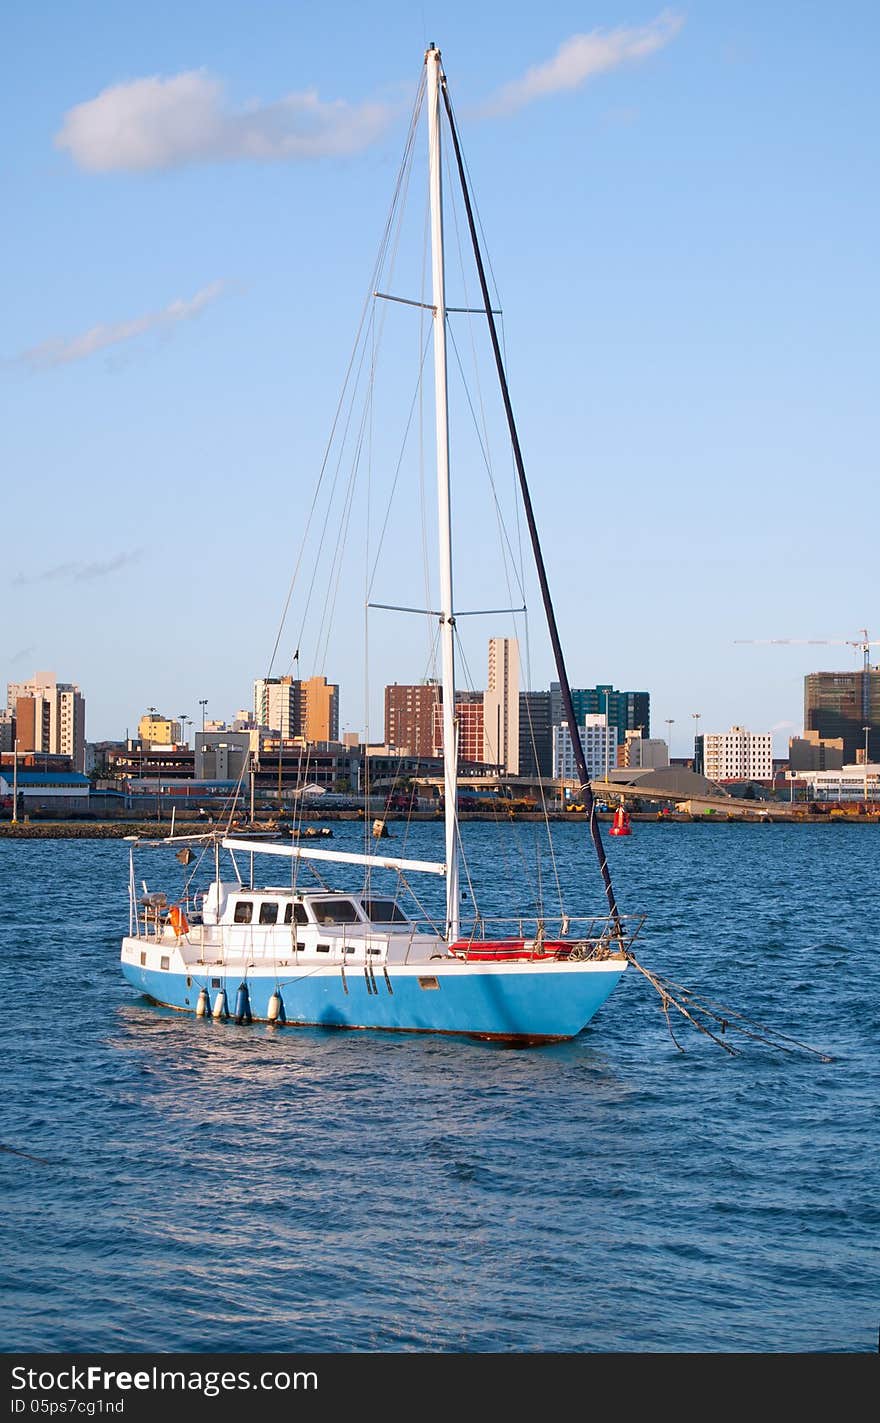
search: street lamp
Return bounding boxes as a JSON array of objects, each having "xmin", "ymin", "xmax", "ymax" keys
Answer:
[
  {"xmin": 179, "ymin": 713, "xmax": 188, "ymax": 748},
  {"xmin": 692, "ymin": 712, "xmax": 701, "ymax": 772},
  {"xmin": 199, "ymin": 699, "xmax": 208, "ymax": 733},
  {"xmin": 665, "ymin": 718, "xmax": 674, "ymax": 764}
]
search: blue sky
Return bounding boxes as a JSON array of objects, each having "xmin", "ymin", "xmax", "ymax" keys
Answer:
[{"xmin": 3, "ymin": 2, "xmax": 878, "ymax": 753}]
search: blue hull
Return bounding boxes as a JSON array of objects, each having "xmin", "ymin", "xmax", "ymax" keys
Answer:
[{"xmin": 120, "ymin": 956, "xmax": 626, "ymax": 1043}]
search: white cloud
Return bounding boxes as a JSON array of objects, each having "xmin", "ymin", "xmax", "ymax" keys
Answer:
[
  {"xmin": 55, "ymin": 69, "xmax": 394, "ymax": 173},
  {"xmin": 480, "ymin": 10, "xmax": 685, "ymax": 117},
  {"xmin": 19, "ymin": 282, "xmax": 226, "ymax": 370}
]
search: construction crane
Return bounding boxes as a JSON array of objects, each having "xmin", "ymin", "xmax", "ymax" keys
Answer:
[
  {"xmin": 735, "ymin": 629, "xmax": 878, "ymax": 726},
  {"xmin": 734, "ymin": 628, "xmax": 878, "ymax": 672}
]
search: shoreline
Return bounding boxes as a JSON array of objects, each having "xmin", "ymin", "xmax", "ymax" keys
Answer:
[{"xmin": 1, "ymin": 810, "xmax": 878, "ymax": 837}]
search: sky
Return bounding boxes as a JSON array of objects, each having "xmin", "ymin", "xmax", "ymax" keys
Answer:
[{"xmin": 3, "ymin": 2, "xmax": 878, "ymax": 756}]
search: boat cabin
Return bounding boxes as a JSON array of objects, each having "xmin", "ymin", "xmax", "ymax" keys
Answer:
[{"xmin": 200, "ymin": 882, "xmax": 412, "ymax": 930}]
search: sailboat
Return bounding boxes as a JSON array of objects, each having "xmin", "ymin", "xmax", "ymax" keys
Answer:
[{"xmin": 119, "ymin": 45, "xmax": 643, "ymax": 1044}]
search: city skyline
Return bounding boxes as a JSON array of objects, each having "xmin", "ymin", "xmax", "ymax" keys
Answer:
[
  {"xmin": 4, "ymin": 4, "xmax": 877, "ymax": 751},
  {"xmin": 9, "ymin": 653, "xmax": 877, "ymax": 773}
]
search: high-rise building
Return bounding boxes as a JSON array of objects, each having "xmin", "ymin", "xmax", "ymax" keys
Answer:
[
  {"xmin": 702, "ymin": 726, "xmax": 773, "ymax": 781},
  {"xmin": 254, "ymin": 676, "xmax": 298, "ymax": 737},
  {"xmin": 384, "ymin": 681, "xmax": 439, "ymax": 757},
  {"xmin": 7, "ymin": 671, "xmax": 86, "ymax": 771},
  {"xmin": 432, "ymin": 694, "xmax": 485, "ymax": 763},
  {"xmin": 551, "ymin": 683, "xmax": 650, "ymax": 746},
  {"xmin": 804, "ymin": 670, "xmax": 880, "ymax": 763},
  {"xmin": 519, "ymin": 691, "xmax": 553, "ymax": 777},
  {"xmin": 552, "ymin": 715, "xmax": 618, "ymax": 781},
  {"xmin": 254, "ymin": 675, "xmax": 339, "ymax": 743},
  {"xmin": 300, "ymin": 676, "xmax": 339, "ymax": 743},
  {"xmin": 483, "ymin": 638, "xmax": 519, "ymax": 774}
]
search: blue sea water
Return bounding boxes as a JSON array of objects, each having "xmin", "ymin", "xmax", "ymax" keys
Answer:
[{"xmin": 0, "ymin": 821, "xmax": 877, "ymax": 1354}]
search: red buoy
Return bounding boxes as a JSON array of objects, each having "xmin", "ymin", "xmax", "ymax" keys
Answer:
[{"xmin": 609, "ymin": 806, "xmax": 632, "ymax": 837}]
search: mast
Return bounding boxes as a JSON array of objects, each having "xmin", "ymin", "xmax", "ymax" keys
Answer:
[
  {"xmin": 440, "ymin": 71, "xmax": 622, "ymax": 933},
  {"xmin": 426, "ymin": 43, "xmax": 460, "ymax": 942}
]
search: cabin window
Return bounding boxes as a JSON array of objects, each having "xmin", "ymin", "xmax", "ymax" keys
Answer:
[
  {"xmin": 316, "ymin": 944, "xmax": 330, "ymax": 954},
  {"xmin": 160, "ymin": 956, "xmax": 170, "ymax": 971},
  {"xmin": 259, "ymin": 903, "xmax": 279, "ymax": 925},
  {"xmin": 139, "ymin": 951, "xmax": 147, "ymax": 966},
  {"xmin": 233, "ymin": 901, "xmax": 253, "ymax": 924},
  {"xmin": 211, "ymin": 977, "xmax": 221, "ymax": 988},
  {"xmin": 361, "ymin": 898, "xmax": 409, "ymax": 923},
  {"xmin": 313, "ymin": 899, "xmax": 361, "ymax": 924},
  {"xmin": 418, "ymin": 976, "xmax": 440, "ymax": 990},
  {"xmin": 284, "ymin": 903, "xmax": 309, "ymax": 925}
]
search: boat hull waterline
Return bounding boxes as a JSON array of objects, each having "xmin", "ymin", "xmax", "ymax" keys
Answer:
[{"xmin": 120, "ymin": 939, "xmax": 627, "ymax": 1043}]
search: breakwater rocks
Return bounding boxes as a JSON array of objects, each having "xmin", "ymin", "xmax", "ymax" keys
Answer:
[{"xmin": 0, "ymin": 822, "xmax": 170, "ymax": 839}]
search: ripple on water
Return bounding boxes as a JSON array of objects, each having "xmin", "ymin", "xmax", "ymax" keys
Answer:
[{"xmin": 0, "ymin": 827, "xmax": 877, "ymax": 1353}]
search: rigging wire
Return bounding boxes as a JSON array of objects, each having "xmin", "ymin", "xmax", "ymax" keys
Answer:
[
  {"xmin": 265, "ymin": 67, "xmax": 427, "ymax": 682},
  {"xmin": 437, "ymin": 132, "xmax": 563, "ymax": 916}
]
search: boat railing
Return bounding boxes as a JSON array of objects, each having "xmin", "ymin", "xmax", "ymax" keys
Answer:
[
  {"xmin": 456, "ymin": 912, "xmax": 641, "ymax": 940},
  {"xmin": 445, "ymin": 912, "xmax": 644, "ymax": 960}
]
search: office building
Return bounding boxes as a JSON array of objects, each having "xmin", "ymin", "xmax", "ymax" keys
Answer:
[
  {"xmin": 519, "ymin": 691, "xmax": 553, "ymax": 778},
  {"xmin": 552, "ymin": 715, "xmax": 618, "ymax": 781},
  {"xmin": 804, "ymin": 670, "xmax": 880, "ymax": 764},
  {"xmin": 551, "ymin": 683, "xmax": 650, "ymax": 747}
]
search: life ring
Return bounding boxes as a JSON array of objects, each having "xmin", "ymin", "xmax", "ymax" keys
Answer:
[{"xmin": 168, "ymin": 904, "xmax": 189, "ymax": 936}]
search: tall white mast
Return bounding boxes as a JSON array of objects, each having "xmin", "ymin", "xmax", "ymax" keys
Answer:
[{"xmin": 426, "ymin": 44, "xmax": 460, "ymax": 942}]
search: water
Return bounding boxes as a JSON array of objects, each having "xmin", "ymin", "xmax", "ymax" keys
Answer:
[{"xmin": 1, "ymin": 821, "xmax": 877, "ymax": 1353}]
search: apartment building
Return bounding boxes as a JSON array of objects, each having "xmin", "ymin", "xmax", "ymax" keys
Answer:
[
  {"xmin": 483, "ymin": 638, "xmax": 519, "ymax": 774},
  {"xmin": 7, "ymin": 671, "xmax": 86, "ymax": 772}
]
